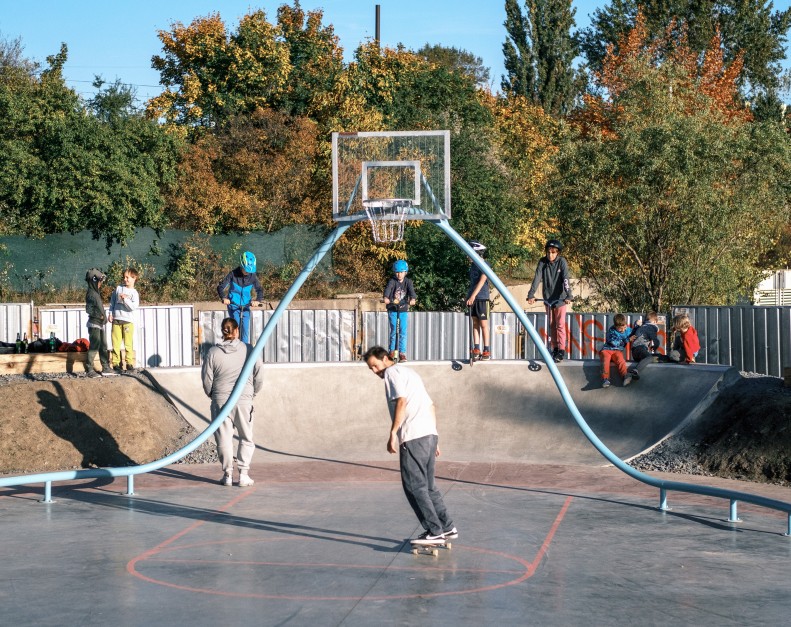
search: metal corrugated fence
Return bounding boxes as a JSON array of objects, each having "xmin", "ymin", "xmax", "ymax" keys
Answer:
[
  {"xmin": 0, "ymin": 303, "xmax": 33, "ymax": 344},
  {"xmin": 37, "ymin": 305, "xmax": 194, "ymax": 368},
  {"xmin": 200, "ymin": 309, "xmax": 356, "ymax": 363},
  {"xmin": 4, "ymin": 303, "xmax": 791, "ymax": 376}
]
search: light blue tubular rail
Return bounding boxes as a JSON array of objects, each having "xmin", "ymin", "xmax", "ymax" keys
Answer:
[
  {"xmin": 436, "ymin": 220, "xmax": 791, "ymax": 536},
  {"xmin": 0, "ymin": 225, "xmax": 351, "ymax": 503}
]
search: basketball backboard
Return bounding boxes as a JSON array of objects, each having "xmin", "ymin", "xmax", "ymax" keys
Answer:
[{"xmin": 332, "ymin": 130, "xmax": 450, "ymax": 223}]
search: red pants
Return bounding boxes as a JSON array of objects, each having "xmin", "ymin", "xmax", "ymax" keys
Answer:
[
  {"xmin": 545, "ymin": 303, "xmax": 567, "ymax": 353},
  {"xmin": 600, "ymin": 350, "xmax": 627, "ymax": 380}
]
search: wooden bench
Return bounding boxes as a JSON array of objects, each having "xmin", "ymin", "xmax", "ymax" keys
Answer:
[{"xmin": 0, "ymin": 352, "xmax": 102, "ymax": 375}]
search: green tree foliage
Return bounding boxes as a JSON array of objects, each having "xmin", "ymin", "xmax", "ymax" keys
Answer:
[
  {"xmin": 579, "ymin": 0, "xmax": 791, "ymax": 103},
  {"xmin": 0, "ymin": 42, "xmax": 180, "ymax": 248},
  {"xmin": 502, "ymin": 0, "xmax": 583, "ymax": 115},
  {"xmin": 551, "ymin": 18, "xmax": 791, "ymax": 311},
  {"xmin": 416, "ymin": 43, "xmax": 491, "ymax": 89}
]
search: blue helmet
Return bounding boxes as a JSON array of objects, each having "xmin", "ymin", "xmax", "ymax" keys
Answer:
[
  {"xmin": 393, "ymin": 259, "xmax": 408, "ymax": 273},
  {"xmin": 240, "ymin": 251, "xmax": 256, "ymax": 273}
]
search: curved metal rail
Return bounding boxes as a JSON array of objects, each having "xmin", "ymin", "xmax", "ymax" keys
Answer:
[
  {"xmin": 0, "ymin": 225, "xmax": 350, "ymax": 501},
  {"xmin": 436, "ymin": 220, "xmax": 791, "ymax": 535},
  {"xmin": 3, "ymin": 219, "xmax": 790, "ymax": 537}
]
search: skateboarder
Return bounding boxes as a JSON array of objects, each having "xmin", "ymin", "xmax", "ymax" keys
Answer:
[
  {"xmin": 383, "ymin": 259, "xmax": 416, "ymax": 362},
  {"xmin": 217, "ymin": 251, "xmax": 264, "ymax": 344},
  {"xmin": 363, "ymin": 346, "xmax": 457, "ymax": 546},
  {"xmin": 527, "ymin": 239, "xmax": 574, "ymax": 362},
  {"xmin": 466, "ymin": 240, "xmax": 491, "ymax": 361}
]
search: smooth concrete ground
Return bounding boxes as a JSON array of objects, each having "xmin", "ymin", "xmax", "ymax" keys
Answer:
[
  {"xmin": 3, "ymin": 361, "xmax": 791, "ymax": 625},
  {"xmin": 3, "ymin": 459, "xmax": 791, "ymax": 626}
]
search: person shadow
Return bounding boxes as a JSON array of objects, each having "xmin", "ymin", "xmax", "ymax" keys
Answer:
[{"xmin": 37, "ymin": 383, "xmax": 137, "ymax": 468}]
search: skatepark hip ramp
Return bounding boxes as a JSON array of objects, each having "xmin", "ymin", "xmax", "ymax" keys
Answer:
[{"xmin": 148, "ymin": 360, "xmax": 737, "ymax": 466}]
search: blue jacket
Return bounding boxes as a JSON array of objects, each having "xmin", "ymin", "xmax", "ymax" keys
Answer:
[
  {"xmin": 217, "ymin": 267, "xmax": 264, "ymax": 309},
  {"xmin": 602, "ymin": 325, "xmax": 632, "ymax": 351}
]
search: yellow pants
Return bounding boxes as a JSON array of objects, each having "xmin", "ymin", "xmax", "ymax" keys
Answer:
[{"xmin": 111, "ymin": 321, "xmax": 135, "ymax": 368}]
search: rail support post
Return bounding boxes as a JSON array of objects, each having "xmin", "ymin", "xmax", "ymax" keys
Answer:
[
  {"xmin": 728, "ymin": 499, "xmax": 741, "ymax": 523},
  {"xmin": 126, "ymin": 475, "xmax": 135, "ymax": 496},
  {"xmin": 659, "ymin": 488, "xmax": 670, "ymax": 511},
  {"xmin": 41, "ymin": 481, "xmax": 53, "ymax": 503}
]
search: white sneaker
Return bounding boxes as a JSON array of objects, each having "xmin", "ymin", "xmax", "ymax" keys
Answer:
[
  {"xmin": 623, "ymin": 375, "xmax": 632, "ymax": 386},
  {"xmin": 220, "ymin": 473, "xmax": 232, "ymax": 486},
  {"xmin": 238, "ymin": 474, "xmax": 255, "ymax": 487}
]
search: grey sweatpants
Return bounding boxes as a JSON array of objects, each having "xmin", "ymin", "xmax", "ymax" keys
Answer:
[
  {"xmin": 399, "ymin": 434, "xmax": 453, "ymax": 536},
  {"xmin": 212, "ymin": 401, "xmax": 256, "ymax": 473}
]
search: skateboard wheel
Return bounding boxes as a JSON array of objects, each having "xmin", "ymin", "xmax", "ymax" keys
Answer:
[
  {"xmin": 445, "ymin": 542, "xmax": 452, "ymax": 549},
  {"xmin": 411, "ymin": 548, "xmax": 419, "ymax": 555},
  {"xmin": 431, "ymin": 549, "xmax": 438, "ymax": 557}
]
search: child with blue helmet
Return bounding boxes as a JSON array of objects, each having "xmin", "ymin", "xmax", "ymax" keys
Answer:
[
  {"xmin": 217, "ymin": 251, "xmax": 264, "ymax": 344},
  {"xmin": 383, "ymin": 259, "xmax": 417, "ymax": 362}
]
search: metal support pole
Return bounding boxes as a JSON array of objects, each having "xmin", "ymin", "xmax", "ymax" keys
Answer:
[
  {"xmin": 728, "ymin": 499, "xmax": 741, "ymax": 523},
  {"xmin": 786, "ymin": 514, "xmax": 790, "ymax": 537},
  {"xmin": 659, "ymin": 488, "xmax": 670, "ymax": 511},
  {"xmin": 42, "ymin": 481, "xmax": 53, "ymax": 503},
  {"xmin": 126, "ymin": 475, "xmax": 135, "ymax": 496}
]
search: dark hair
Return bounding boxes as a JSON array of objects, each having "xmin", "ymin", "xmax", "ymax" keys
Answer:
[
  {"xmin": 221, "ymin": 317, "xmax": 238, "ymax": 334},
  {"xmin": 125, "ymin": 267, "xmax": 139, "ymax": 278},
  {"xmin": 613, "ymin": 313, "xmax": 627, "ymax": 326},
  {"xmin": 362, "ymin": 346, "xmax": 389, "ymax": 362}
]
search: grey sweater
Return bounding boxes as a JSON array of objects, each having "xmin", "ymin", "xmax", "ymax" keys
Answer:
[{"xmin": 201, "ymin": 339, "xmax": 263, "ymax": 406}]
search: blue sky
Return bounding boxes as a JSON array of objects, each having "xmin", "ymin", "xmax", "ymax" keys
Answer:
[{"xmin": 1, "ymin": 0, "xmax": 789, "ymax": 105}]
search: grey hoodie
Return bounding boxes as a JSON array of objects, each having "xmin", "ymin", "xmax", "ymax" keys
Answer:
[{"xmin": 201, "ymin": 339, "xmax": 263, "ymax": 406}]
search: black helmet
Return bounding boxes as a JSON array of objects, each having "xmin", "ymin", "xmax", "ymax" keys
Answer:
[
  {"xmin": 545, "ymin": 239, "xmax": 563, "ymax": 253},
  {"xmin": 85, "ymin": 268, "xmax": 106, "ymax": 284}
]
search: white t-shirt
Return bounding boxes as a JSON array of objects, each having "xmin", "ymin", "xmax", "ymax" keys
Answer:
[{"xmin": 383, "ymin": 364, "xmax": 437, "ymax": 445}]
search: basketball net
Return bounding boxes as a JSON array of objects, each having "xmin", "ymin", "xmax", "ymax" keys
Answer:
[{"xmin": 363, "ymin": 199, "xmax": 412, "ymax": 243}]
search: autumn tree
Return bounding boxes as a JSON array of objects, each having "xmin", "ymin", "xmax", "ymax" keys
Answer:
[
  {"xmin": 502, "ymin": 0, "xmax": 583, "ymax": 115},
  {"xmin": 579, "ymin": 0, "xmax": 791, "ymax": 106},
  {"xmin": 550, "ymin": 15, "xmax": 791, "ymax": 311}
]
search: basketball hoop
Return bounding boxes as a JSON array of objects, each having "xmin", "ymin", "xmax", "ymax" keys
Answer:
[{"xmin": 363, "ymin": 199, "xmax": 412, "ymax": 243}]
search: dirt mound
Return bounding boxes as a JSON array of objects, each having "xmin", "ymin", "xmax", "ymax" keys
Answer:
[
  {"xmin": 633, "ymin": 373, "xmax": 791, "ymax": 486},
  {"xmin": 0, "ymin": 372, "xmax": 215, "ymax": 475}
]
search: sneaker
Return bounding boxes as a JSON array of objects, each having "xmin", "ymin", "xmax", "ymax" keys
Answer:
[
  {"xmin": 442, "ymin": 527, "xmax": 459, "ymax": 539},
  {"xmin": 480, "ymin": 350, "xmax": 491, "ymax": 361},
  {"xmin": 628, "ymin": 368, "xmax": 640, "ymax": 381},
  {"xmin": 399, "ymin": 353, "xmax": 407, "ymax": 362},
  {"xmin": 389, "ymin": 350, "xmax": 397, "ymax": 360},
  {"xmin": 220, "ymin": 473, "xmax": 232, "ymax": 487},
  {"xmin": 113, "ymin": 366, "xmax": 123, "ymax": 373},
  {"xmin": 238, "ymin": 474, "xmax": 255, "ymax": 487},
  {"xmin": 411, "ymin": 532, "xmax": 445, "ymax": 545},
  {"xmin": 471, "ymin": 348, "xmax": 481, "ymax": 361},
  {"xmin": 602, "ymin": 378, "xmax": 611, "ymax": 388},
  {"xmin": 553, "ymin": 350, "xmax": 565, "ymax": 363},
  {"xmin": 86, "ymin": 370, "xmax": 101, "ymax": 379},
  {"xmin": 100, "ymin": 370, "xmax": 119, "ymax": 377},
  {"xmin": 623, "ymin": 374, "xmax": 632, "ymax": 386}
]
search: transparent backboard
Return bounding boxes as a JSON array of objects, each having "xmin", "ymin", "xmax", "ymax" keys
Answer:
[{"xmin": 332, "ymin": 130, "xmax": 450, "ymax": 222}]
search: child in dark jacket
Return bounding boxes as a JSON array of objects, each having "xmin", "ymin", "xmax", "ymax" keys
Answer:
[
  {"xmin": 627, "ymin": 311, "xmax": 661, "ymax": 380},
  {"xmin": 383, "ymin": 259, "xmax": 416, "ymax": 362},
  {"xmin": 84, "ymin": 268, "xmax": 113, "ymax": 377},
  {"xmin": 600, "ymin": 313, "xmax": 632, "ymax": 388}
]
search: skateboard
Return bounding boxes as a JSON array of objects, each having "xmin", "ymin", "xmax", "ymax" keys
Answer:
[{"xmin": 410, "ymin": 539, "xmax": 452, "ymax": 557}]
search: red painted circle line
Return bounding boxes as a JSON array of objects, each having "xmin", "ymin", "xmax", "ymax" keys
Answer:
[{"xmin": 127, "ymin": 495, "xmax": 573, "ymax": 601}]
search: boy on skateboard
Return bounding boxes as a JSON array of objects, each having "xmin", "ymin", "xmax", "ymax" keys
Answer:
[
  {"xmin": 383, "ymin": 259, "xmax": 416, "ymax": 362},
  {"xmin": 466, "ymin": 240, "xmax": 491, "ymax": 361},
  {"xmin": 364, "ymin": 346, "xmax": 457, "ymax": 546}
]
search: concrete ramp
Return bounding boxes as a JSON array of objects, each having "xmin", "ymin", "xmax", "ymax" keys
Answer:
[{"xmin": 148, "ymin": 361, "xmax": 737, "ymax": 466}]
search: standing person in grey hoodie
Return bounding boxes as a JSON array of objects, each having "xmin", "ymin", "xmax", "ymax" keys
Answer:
[
  {"xmin": 202, "ymin": 317, "xmax": 264, "ymax": 487},
  {"xmin": 84, "ymin": 268, "xmax": 113, "ymax": 378}
]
